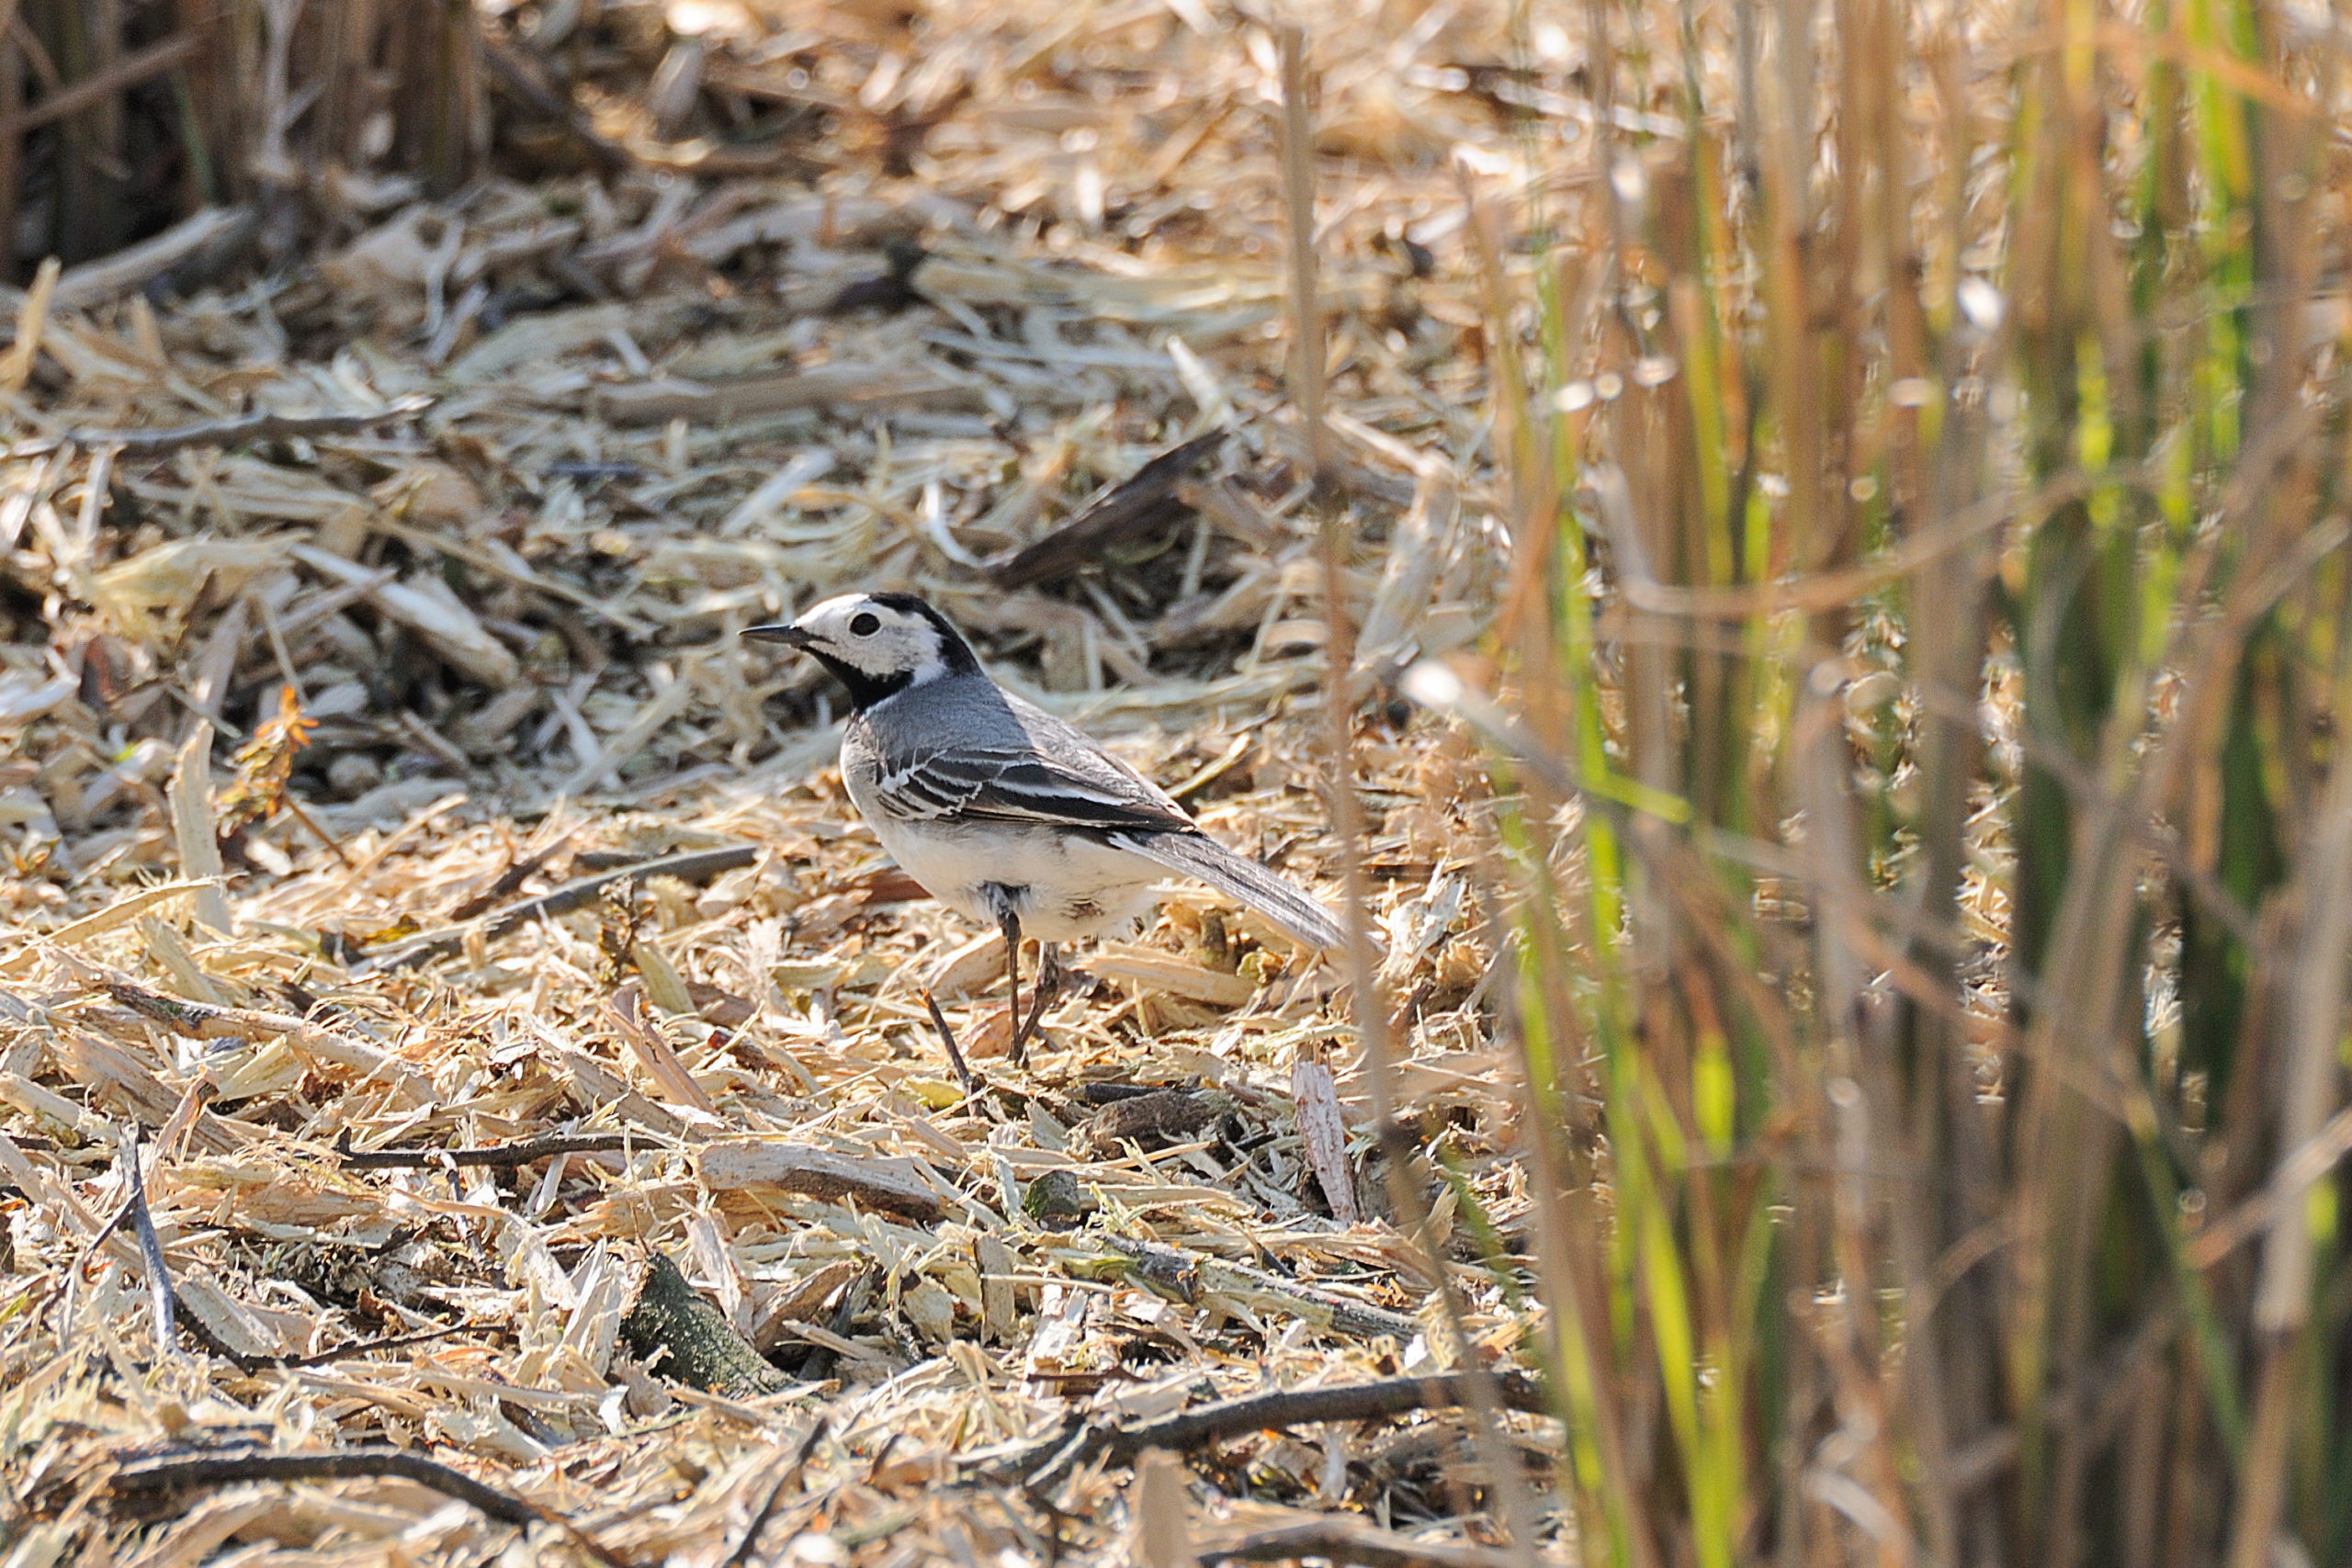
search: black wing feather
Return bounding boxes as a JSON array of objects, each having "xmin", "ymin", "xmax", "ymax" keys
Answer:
[{"xmin": 873, "ymin": 746, "xmax": 1193, "ymax": 833}]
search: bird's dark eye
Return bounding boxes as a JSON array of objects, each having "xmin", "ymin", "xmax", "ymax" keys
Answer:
[{"xmin": 849, "ymin": 612, "xmax": 880, "ymax": 636}]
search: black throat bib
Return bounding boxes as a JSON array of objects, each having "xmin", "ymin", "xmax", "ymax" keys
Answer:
[{"xmin": 812, "ymin": 652, "xmax": 918, "ymax": 712}]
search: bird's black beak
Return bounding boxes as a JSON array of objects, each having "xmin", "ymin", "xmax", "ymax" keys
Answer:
[{"xmin": 741, "ymin": 623, "xmax": 814, "ymax": 647}]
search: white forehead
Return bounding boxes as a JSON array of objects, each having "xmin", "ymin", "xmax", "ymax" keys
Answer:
[
  {"xmin": 797, "ymin": 593, "xmax": 934, "ymax": 637},
  {"xmin": 802, "ymin": 592, "xmax": 905, "ymax": 625},
  {"xmin": 793, "ymin": 592, "xmax": 947, "ymax": 676}
]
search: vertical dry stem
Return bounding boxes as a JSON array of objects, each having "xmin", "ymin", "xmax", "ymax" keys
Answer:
[
  {"xmin": 1277, "ymin": 24, "xmax": 1326, "ymax": 481},
  {"xmin": 0, "ymin": 1, "xmax": 19, "ymax": 286},
  {"xmin": 1282, "ymin": 18, "xmax": 1539, "ymax": 1561},
  {"xmin": 2225, "ymin": 660, "xmax": 2352, "ymax": 1568}
]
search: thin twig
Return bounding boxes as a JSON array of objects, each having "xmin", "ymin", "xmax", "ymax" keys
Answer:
[
  {"xmin": 1111, "ymin": 1371, "xmax": 1549, "ymax": 1456},
  {"xmin": 336, "ymin": 1130, "xmax": 656, "ymax": 1169},
  {"xmin": 723, "ymin": 1419, "xmax": 831, "ymax": 1568},
  {"xmin": 277, "ymin": 794, "xmax": 354, "ymax": 869},
  {"xmin": 107, "ymin": 1446, "xmax": 634, "ymax": 1568},
  {"xmin": 922, "ymin": 990, "xmax": 975, "ymax": 1093},
  {"xmin": 12, "ymin": 393, "xmax": 435, "ymax": 459},
  {"xmin": 1100, "ymin": 1234, "xmax": 1422, "ymax": 1341},
  {"xmin": 375, "ymin": 845, "xmax": 760, "ymax": 971},
  {"xmin": 58, "ymin": 1195, "xmax": 133, "ymax": 1348},
  {"xmin": 2188, "ymin": 1097, "xmax": 2352, "ymax": 1269},
  {"xmin": 71, "ymin": 1197, "xmax": 132, "ymax": 1278},
  {"xmin": 267, "ymin": 1323, "xmax": 484, "ymax": 1370},
  {"xmin": 0, "ymin": 206, "xmax": 256, "ymax": 313},
  {"xmin": 1014, "ymin": 1371, "xmax": 1549, "ymax": 1491},
  {"xmin": 448, "ymin": 831, "xmax": 580, "ymax": 921},
  {"xmin": 0, "ymin": 33, "xmax": 197, "ymax": 138},
  {"xmin": 119, "ymin": 1123, "xmax": 177, "ymax": 1359},
  {"xmin": 182, "ymin": 1320, "xmax": 492, "ymax": 1375},
  {"xmin": 98, "ymin": 978, "xmax": 435, "ymax": 1106}
]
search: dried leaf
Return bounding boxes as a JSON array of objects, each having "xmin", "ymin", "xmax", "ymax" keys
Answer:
[{"xmin": 1291, "ymin": 1057, "xmax": 1361, "ymax": 1225}]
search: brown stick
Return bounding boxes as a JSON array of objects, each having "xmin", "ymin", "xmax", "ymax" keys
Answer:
[
  {"xmin": 108, "ymin": 1446, "xmax": 634, "ymax": 1568},
  {"xmin": 1115, "ymin": 1371, "xmax": 1549, "ymax": 1455},
  {"xmin": 1015, "ymin": 1371, "xmax": 1550, "ymax": 1491},
  {"xmin": 2187, "ymin": 1100, "xmax": 2352, "ymax": 1268},
  {"xmin": 1104, "ymin": 1233, "xmax": 1420, "ymax": 1340},
  {"xmin": 337, "ymin": 1130, "xmax": 653, "ymax": 1169},
  {"xmin": 263, "ymin": 1323, "xmax": 481, "ymax": 1370},
  {"xmin": 101, "ymin": 979, "xmax": 436, "ymax": 1104},
  {"xmin": 981, "ymin": 432, "xmax": 1228, "ymax": 591},
  {"xmin": 59, "ymin": 1193, "xmax": 132, "ymax": 1347},
  {"xmin": 277, "ymin": 794, "xmax": 354, "ymax": 869},
  {"xmin": 594, "ymin": 365, "xmax": 973, "ymax": 427},
  {"xmin": 165, "ymin": 1316, "xmax": 487, "ymax": 1376},
  {"xmin": 376, "ymin": 844, "xmax": 760, "ymax": 970},
  {"xmin": 0, "ymin": 30, "xmax": 193, "ymax": 139},
  {"xmin": 447, "ymin": 832, "xmax": 579, "ymax": 921},
  {"xmin": 921, "ymin": 991, "xmax": 975, "ymax": 1093}
]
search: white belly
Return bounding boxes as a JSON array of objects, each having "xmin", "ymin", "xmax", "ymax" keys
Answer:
[{"xmin": 862, "ymin": 813, "xmax": 1163, "ymax": 942}]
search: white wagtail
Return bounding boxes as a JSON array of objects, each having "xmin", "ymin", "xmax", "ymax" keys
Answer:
[{"xmin": 744, "ymin": 592, "xmax": 1345, "ymax": 1059}]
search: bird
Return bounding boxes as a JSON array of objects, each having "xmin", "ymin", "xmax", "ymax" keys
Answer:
[{"xmin": 743, "ymin": 591, "xmax": 1346, "ymax": 1061}]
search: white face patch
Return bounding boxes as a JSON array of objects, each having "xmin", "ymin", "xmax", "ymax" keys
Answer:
[{"xmin": 790, "ymin": 593, "xmax": 950, "ymax": 683}]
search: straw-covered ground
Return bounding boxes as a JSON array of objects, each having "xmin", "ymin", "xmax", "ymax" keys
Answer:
[{"xmin": 0, "ymin": 4, "xmax": 1558, "ymax": 1564}]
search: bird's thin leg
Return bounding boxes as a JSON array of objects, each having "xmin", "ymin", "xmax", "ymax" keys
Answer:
[
  {"xmin": 1000, "ymin": 906, "xmax": 1024, "ymax": 1065},
  {"xmin": 1010, "ymin": 941, "xmax": 1059, "ymax": 1062}
]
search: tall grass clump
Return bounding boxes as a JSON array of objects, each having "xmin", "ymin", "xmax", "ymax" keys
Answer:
[
  {"xmin": 0, "ymin": 2, "xmax": 483, "ymax": 280},
  {"xmin": 1427, "ymin": 0, "xmax": 2352, "ymax": 1562}
]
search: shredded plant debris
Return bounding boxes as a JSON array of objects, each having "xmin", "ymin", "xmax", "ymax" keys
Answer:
[{"xmin": 0, "ymin": 2, "xmax": 1566, "ymax": 1564}]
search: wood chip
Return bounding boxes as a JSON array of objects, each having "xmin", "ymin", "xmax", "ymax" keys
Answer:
[
  {"xmin": 698, "ymin": 1141, "xmax": 946, "ymax": 1222},
  {"xmin": 1077, "ymin": 943, "xmax": 1258, "ymax": 1008}
]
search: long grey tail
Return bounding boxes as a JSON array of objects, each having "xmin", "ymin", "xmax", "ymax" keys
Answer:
[{"xmin": 1112, "ymin": 829, "xmax": 1349, "ymax": 952}]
